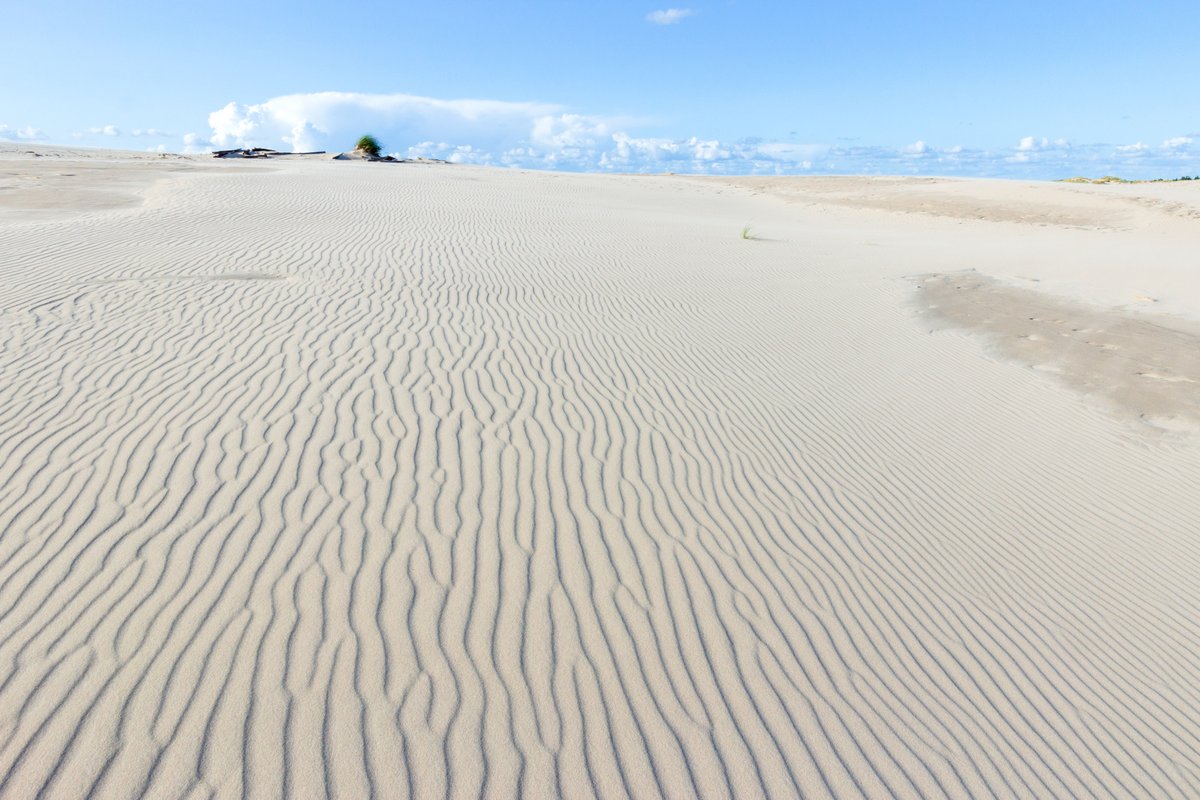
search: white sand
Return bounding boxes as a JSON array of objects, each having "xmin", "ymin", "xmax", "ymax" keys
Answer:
[{"xmin": 1, "ymin": 144, "xmax": 1199, "ymax": 798}]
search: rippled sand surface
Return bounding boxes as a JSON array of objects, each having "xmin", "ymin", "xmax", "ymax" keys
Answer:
[{"xmin": 2, "ymin": 147, "xmax": 1199, "ymax": 798}]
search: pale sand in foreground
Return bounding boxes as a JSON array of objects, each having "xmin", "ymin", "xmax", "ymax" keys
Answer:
[{"xmin": 1, "ymin": 144, "xmax": 1199, "ymax": 798}]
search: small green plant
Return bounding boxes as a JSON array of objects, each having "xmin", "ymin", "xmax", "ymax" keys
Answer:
[
  {"xmin": 741, "ymin": 225, "xmax": 754, "ymax": 240},
  {"xmin": 355, "ymin": 134, "xmax": 382, "ymax": 157}
]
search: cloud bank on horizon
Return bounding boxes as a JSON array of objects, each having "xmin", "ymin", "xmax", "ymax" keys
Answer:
[
  {"xmin": 195, "ymin": 91, "xmax": 1199, "ymax": 179},
  {"xmin": 6, "ymin": 89, "xmax": 1197, "ymax": 180},
  {"xmin": 0, "ymin": 124, "xmax": 44, "ymax": 141}
]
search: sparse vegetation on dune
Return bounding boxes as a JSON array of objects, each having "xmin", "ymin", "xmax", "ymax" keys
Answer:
[
  {"xmin": 1060, "ymin": 175, "xmax": 1198, "ymax": 184},
  {"xmin": 355, "ymin": 135, "xmax": 382, "ymax": 157}
]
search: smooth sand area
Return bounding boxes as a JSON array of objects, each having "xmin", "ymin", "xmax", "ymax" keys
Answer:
[{"xmin": 1, "ymin": 144, "xmax": 1199, "ymax": 798}]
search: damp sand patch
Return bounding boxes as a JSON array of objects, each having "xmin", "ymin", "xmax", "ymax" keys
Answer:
[{"xmin": 914, "ymin": 271, "xmax": 1200, "ymax": 430}]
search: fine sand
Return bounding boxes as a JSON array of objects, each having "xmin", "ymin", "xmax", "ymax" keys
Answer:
[{"xmin": 1, "ymin": 143, "xmax": 1199, "ymax": 798}]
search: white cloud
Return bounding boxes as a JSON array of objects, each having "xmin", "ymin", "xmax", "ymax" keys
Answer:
[
  {"xmin": 646, "ymin": 8, "xmax": 693, "ymax": 24},
  {"xmin": 181, "ymin": 132, "xmax": 212, "ymax": 154},
  {"xmin": 209, "ymin": 101, "xmax": 264, "ymax": 148},
  {"xmin": 751, "ymin": 141, "xmax": 825, "ymax": 161},
  {"xmin": 407, "ymin": 141, "xmax": 494, "ymax": 164},
  {"xmin": 71, "ymin": 125, "xmax": 174, "ymax": 140},
  {"xmin": 0, "ymin": 124, "xmax": 45, "ymax": 141},
  {"xmin": 1163, "ymin": 136, "xmax": 1193, "ymax": 149},
  {"xmin": 70, "ymin": 124, "xmax": 121, "ymax": 137},
  {"xmin": 530, "ymin": 113, "xmax": 610, "ymax": 149},
  {"xmin": 1015, "ymin": 136, "xmax": 1070, "ymax": 152},
  {"xmin": 1007, "ymin": 136, "xmax": 1073, "ymax": 164}
]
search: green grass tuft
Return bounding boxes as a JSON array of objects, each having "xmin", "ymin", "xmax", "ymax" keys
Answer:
[{"xmin": 355, "ymin": 134, "xmax": 382, "ymax": 157}]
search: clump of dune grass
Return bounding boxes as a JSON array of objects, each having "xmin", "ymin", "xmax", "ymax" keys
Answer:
[
  {"xmin": 1058, "ymin": 175, "xmax": 1132, "ymax": 184},
  {"xmin": 355, "ymin": 135, "xmax": 382, "ymax": 157},
  {"xmin": 741, "ymin": 225, "xmax": 754, "ymax": 240},
  {"xmin": 1058, "ymin": 174, "xmax": 1199, "ymax": 184}
]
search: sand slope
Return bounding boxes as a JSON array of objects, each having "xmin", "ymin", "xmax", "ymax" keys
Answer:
[{"xmin": 1, "ymin": 150, "xmax": 1200, "ymax": 798}]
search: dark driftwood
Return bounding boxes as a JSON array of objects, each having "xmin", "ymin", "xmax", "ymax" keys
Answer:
[
  {"xmin": 210, "ymin": 147, "xmax": 447, "ymax": 164},
  {"xmin": 213, "ymin": 148, "xmax": 327, "ymax": 159},
  {"xmin": 331, "ymin": 151, "xmax": 452, "ymax": 164}
]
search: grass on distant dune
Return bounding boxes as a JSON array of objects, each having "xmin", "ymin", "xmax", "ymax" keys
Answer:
[{"xmin": 356, "ymin": 135, "xmax": 383, "ymax": 157}]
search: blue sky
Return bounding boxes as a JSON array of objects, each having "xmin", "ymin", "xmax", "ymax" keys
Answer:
[{"xmin": 3, "ymin": 0, "xmax": 1198, "ymax": 178}]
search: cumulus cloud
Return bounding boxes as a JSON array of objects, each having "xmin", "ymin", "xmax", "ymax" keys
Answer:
[
  {"xmin": 180, "ymin": 132, "xmax": 211, "ymax": 154},
  {"xmin": 207, "ymin": 91, "xmax": 565, "ymax": 153},
  {"xmin": 646, "ymin": 8, "xmax": 693, "ymax": 24},
  {"xmin": 0, "ymin": 124, "xmax": 45, "ymax": 141},
  {"xmin": 1007, "ymin": 136, "xmax": 1068, "ymax": 163},
  {"xmin": 406, "ymin": 141, "xmax": 493, "ymax": 164},
  {"xmin": 1016, "ymin": 136, "xmax": 1068, "ymax": 152}
]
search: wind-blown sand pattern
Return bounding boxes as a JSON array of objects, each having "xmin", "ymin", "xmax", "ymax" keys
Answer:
[{"xmin": 2, "ymin": 147, "xmax": 1200, "ymax": 798}]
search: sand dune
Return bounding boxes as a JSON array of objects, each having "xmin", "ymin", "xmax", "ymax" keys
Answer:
[{"xmin": 1, "ymin": 146, "xmax": 1200, "ymax": 798}]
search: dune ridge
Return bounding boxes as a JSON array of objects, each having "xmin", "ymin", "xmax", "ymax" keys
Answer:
[{"xmin": 1, "ymin": 155, "xmax": 1200, "ymax": 798}]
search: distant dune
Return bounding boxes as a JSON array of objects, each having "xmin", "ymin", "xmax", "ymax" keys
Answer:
[{"xmin": 1, "ymin": 143, "xmax": 1199, "ymax": 798}]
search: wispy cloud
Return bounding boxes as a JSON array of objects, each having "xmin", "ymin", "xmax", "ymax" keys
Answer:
[
  {"xmin": 0, "ymin": 124, "xmax": 45, "ymax": 141},
  {"xmin": 646, "ymin": 8, "xmax": 693, "ymax": 25},
  {"xmin": 71, "ymin": 125, "xmax": 174, "ymax": 141}
]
